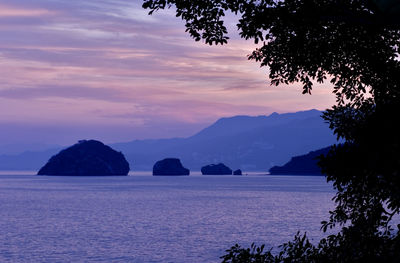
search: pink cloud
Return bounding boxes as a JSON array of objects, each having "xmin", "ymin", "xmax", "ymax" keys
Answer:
[
  {"xmin": 0, "ymin": 4, "xmax": 55, "ymax": 17},
  {"xmin": 0, "ymin": 0, "xmax": 336, "ymax": 144}
]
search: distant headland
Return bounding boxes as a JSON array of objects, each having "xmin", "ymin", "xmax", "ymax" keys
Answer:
[{"xmin": 269, "ymin": 147, "xmax": 331, "ymax": 175}]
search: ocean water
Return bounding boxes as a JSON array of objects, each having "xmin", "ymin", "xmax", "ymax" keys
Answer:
[{"xmin": 0, "ymin": 172, "xmax": 335, "ymax": 263}]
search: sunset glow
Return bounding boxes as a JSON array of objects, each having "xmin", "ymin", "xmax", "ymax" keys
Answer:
[{"xmin": 0, "ymin": 0, "xmax": 335, "ymax": 145}]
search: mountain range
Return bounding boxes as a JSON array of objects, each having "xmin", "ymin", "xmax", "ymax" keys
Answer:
[{"xmin": 0, "ymin": 109, "xmax": 338, "ymax": 172}]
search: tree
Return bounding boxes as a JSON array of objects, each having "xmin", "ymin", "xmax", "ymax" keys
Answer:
[{"xmin": 142, "ymin": 0, "xmax": 400, "ymax": 261}]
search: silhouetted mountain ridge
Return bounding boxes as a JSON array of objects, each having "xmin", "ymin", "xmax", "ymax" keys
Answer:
[
  {"xmin": 0, "ymin": 109, "xmax": 337, "ymax": 171},
  {"xmin": 192, "ymin": 109, "xmax": 321, "ymax": 140},
  {"xmin": 111, "ymin": 109, "xmax": 336, "ymax": 171}
]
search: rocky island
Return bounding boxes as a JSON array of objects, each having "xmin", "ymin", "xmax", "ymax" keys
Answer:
[
  {"xmin": 37, "ymin": 140, "xmax": 130, "ymax": 176},
  {"xmin": 201, "ymin": 163, "xmax": 232, "ymax": 175},
  {"xmin": 152, "ymin": 158, "xmax": 190, "ymax": 176},
  {"xmin": 233, "ymin": 169, "xmax": 242, "ymax": 175}
]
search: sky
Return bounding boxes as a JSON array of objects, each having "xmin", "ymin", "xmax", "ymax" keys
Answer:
[{"xmin": 0, "ymin": 0, "xmax": 336, "ymax": 149}]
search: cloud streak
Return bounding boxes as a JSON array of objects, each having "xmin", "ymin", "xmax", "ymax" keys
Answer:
[
  {"xmin": 0, "ymin": 0, "xmax": 335, "ymax": 145},
  {"xmin": 0, "ymin": 5, "xmax": 54, "ymax": 17}
]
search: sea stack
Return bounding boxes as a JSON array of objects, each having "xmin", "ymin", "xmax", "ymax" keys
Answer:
[
  {"xmin": 201, "ymin": 163, "xmax": 232, "ymax": 175},
  {"xmin": 233, "ymin": 169, "xmax": 242, "ymax": 175},
  {"xmin": 153, "ymin": 158, "xmax": 190, "ymax": 176},
  {"xmin": 37, "ymin": 140, "xmax": 130, "ymax": 176}
]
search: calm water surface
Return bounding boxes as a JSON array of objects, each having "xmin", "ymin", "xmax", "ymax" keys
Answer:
[{"xmin": 0, "ymin": 172, "xmax": 334, "ymax": 262}]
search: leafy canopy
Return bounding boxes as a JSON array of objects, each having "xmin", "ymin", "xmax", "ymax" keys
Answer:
[
  {"xmin": 142, "ymin": 0, "xmax": 400, "ymax": 262},
  {"xmin": 143, "ymin": 0, "xmax": 400, "ymax": 107}
]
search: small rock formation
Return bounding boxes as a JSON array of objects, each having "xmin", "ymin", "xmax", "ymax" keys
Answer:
[
  {"xmin": 233, "ymin": 169, "xmax": 242, "ymax": 175},
  {"xmin": 37, "ymin": 140, "xmax": 130, "ymax": 176},
  {"xmin": 201, "ymin": 163, "xmax": 232, "ymax": 175},
  {"xmin": 153, "ymin": 158, "xmax": 190, "ymax": 176}
]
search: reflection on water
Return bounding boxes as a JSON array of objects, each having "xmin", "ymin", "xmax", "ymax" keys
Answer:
[{"xmin": 0, "ymin": 173, "xmax": 334, "ymax": 263}]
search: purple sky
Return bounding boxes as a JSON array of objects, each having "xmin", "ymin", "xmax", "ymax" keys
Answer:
[{"xmin": 0, "ymin": 0, "xmax": 335, "ymax": 148}]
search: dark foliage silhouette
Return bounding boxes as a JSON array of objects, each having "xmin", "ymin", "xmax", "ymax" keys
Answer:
[{"xmin": 143, "ymin": 0, "xmax": 400, "ymax": 261}]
